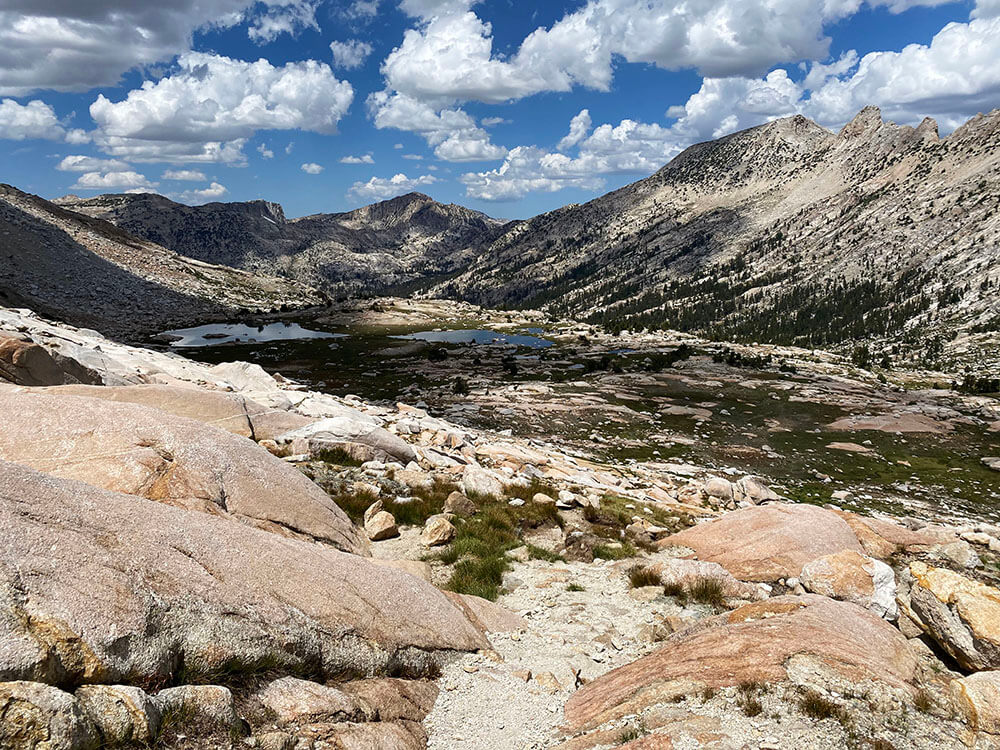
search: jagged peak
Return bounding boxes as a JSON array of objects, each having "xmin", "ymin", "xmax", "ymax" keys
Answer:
[
  {"xmin": 839, "ymin": 106, "xmax": 883, "ymax": 139},
  {"xmin": 916, "ymin": 116, "xmax": 939, "ymax": 140}
]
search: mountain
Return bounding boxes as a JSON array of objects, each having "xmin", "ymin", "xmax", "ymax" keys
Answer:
[
  {"xmin": 0, "ymin": 184, "xmax": 321, "ymax": 338},
  {"xmin": 59, "ymin": 191, "xmax": 507, "ymax": 297},
  {"xmin": 433, "ymin": 107, "xmax": 1000, "ymax": 368}
]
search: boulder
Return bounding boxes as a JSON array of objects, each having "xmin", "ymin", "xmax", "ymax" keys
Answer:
[
  {"xmin": 950, "ymin": 671, "xmax": 1000, "ymax": 736},
  {"xmin": 0, "ymin": 390, "xmax": 367, "ymax": 555},
  {"xmin": 366, "ymin": 511, "xmax": 399, "ymax": 541},
  {"xmin": 982, "ymin": 457, "xmax": 1000, "ymax": 472},
  {"xmin": 74, "ymin": 685, "xmax": 161, "ymax": 745},
  {"xmin": 564, "ymin": 595, "xmax": 918, "ymax": 732},
  {"xmin": 0, "ymin": 461, "xmax": 487, "ymax": 687},
  {"xmin": 702, "ymin": 477, "xmax": 733, "ymax": 501},
  {"xmin": 39, "ymin": 384, "xmax": 310, "ymax": 441},
  {"xmin": 640, "ymin": 558, "xmax": 766, "ymax": 602},
  {"xmin": 339, "ymin": 679, "xmax": 438, "ymax": 722},
  {"xmin": 0, "ymin": 334, "xmax": 100, "ymax": 387},
  {"xmin": 443, "ymin": 593, "xmax": 527, "ymax": 634},
  {"xmin": 800, "ymin": 550, "xmax": 898, "ymax": 619},
  {"xmin": 734, "ymin": 476, "xmax": 779, "ymax": 504},
  {"xmin": 296, "ymin": 720, "xmax": 427, "ymax": 750},
  {"xmin": 444, "ymin": 490, "xmax": 478, "ymax": 515},
  {"xmin": 278, "ymin": 417, "xmax": 417, "ymax": 464},
  {"xmin": 0, "ymin": 681, "xmax": 99, "ymax": 750},
  {"xmin": 531, "ymin": 492, "xmax": 555, "ymax": 506},
  {"xmin": 462, "ymin": 464, "xmax": 504, "ymax": 499},
  {"xmin": 255, "ymin": 677, "xmax": 370, "ymax": 725},
  {"xmin": 153, "ymin": 685, "xmax": 238, "ymax": 729},
  {"xmin": 660, "ymin": 503, "xmax": 863, "ymax": 581},
  {"xmin": 422, "ymin": 516, "xmax": 456, "ymax": 547},
  {"xmin": 906, "ymin": 561, "xmax": 1000, "ymax": 670}
]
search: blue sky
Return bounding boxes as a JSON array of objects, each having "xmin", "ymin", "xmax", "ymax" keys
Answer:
[{"xmin": 0, "ymin": 0, "xmax": 997, "ymax": 219}]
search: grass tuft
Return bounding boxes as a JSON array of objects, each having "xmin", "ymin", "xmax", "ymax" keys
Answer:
[
  {"xmin": 798, "ymin": 689, "xmax": 848, "ymax": 723},
  {"xmin": 688, "ymin": 577, "xmax": 726, "ymax": 607},
  {"xmin": 627, "ymin": 566, "xmax": 662, "ymax": 588}
]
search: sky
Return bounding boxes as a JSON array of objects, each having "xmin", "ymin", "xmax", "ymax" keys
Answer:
[{"xmin": 0, "ymin": 0, "xmax": 998, "ymax": 220}]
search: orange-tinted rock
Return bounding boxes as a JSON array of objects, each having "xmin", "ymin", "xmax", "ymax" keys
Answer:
[
  {"xmin": 660, "ymin": 503, "xmax": 863, "ymax": 581},
  {"xmin": 835, "ymin": 511, "xmax": 955, "ymax": 559},
  {"xmin": 0, "ymin": 334, "xmax": 99, "ymax": 387},
  {"xmin": 0, "ymin": 389, "xmax": 367, "ymax": 554},
  {"xmin": 799, "ymin": 549, "xmax": 897, "ymax": 619},
  {"xmin": 564, "ymin": 595, "xmax": 917, "ymax": 732}
]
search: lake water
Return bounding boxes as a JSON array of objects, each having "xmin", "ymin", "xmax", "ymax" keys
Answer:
[
  {"xmin": 161, "ymin": 322, "xmax": 345, "ymax": 347},
  {"xmin": 390, "ymin": 329, "xmax": 553, "ymax": 349}
]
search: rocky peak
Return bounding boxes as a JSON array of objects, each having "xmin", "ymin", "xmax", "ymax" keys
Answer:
[
  {"xmin": 916, "ymin": 116, "xmax": 940, "ymax": 140},
  {"xmin": 839, "ymin": 105, "xmax": 884, "ymax": 139}
]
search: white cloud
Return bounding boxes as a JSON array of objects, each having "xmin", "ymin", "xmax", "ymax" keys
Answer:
[
  {"xmin": 57, "ymin": 155, "xmax": 131, "ymax": 172},
  {"xmin": 258, "ymin": 143, "xmax": 274, "ymax": 159},
  {"xmin": 481, "ymin": 116, "xmax": 510, "ymax": 127},
  {"xmin": 301, "ymin": 162, "xmax": 324, "ymax": 174},
  {"xmin": 0, "ymin": 1, "xmax": 324, "ymax": 95},
  {"xmin": 973, "ymin": 0, "xmax": 1000, "ymax": 17},
  {"xmin": 340, "ymin": 154, "xmax": 375, "ymax": 164},
  {"xmin": 89, "ymin": 52, "xmax": 354, "ymax": 164},
  {"xmin": 558, "ymin": 109, "xmax": 592, "ymax": 151},
  {"xmin": 175, "ymin": 181, "xmax": 229, "ymax": 204},
  {"xmin": 285, "ymin": 141, "xmax": 295, "ymax": 154},
  {"xmin": 248, "ymin": 0, "xmax": 319, "ymax": 43},
  {"xmin": 399, "ymin": 0, "xmax": 477, "ymax": 18},
  {"xmin": 330, "ymin": 39, "xmax": 374, "ymax": 69},
  {"xmin": 402, "ymin": 154, "xmax": 424, "ymax": 160},
  {"xmin": 0, "ymin": 98, "xmax": 65, "ymax": 140},
  {"xmin": 342, "ymin": 0, "xmax": 380, "ymax": 22},
  {"xmin": 367, "ymin": 90, "xmax": 506, "ymax": 161},
  {"xmin": 348, "ymin": 172, "xmax": 438, "ymax": 202},
  {"xmin": 65, "ymin": 129, "xmax": 91, "ymax": 144},
  {"xmin": 71, "ymin": 170, "xmax": 156, "ymax": 190},
  {"xmin": 462, "ymin": 116, "xmax": 681, "ymax": 201},
  {"xmin": 162, "ymin": 169, "xmax": 207, "ymax": 181}
]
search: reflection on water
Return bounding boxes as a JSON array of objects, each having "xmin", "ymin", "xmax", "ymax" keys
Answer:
[
  {"xmin": 161, "ymin": 322, "xmax": 345, "ymax": 347},
  {"xmin": 390, "ymin": 329, "xmax": 553, "ymax": 349}
]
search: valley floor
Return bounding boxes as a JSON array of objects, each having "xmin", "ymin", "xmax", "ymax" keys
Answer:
[{"xmin": 1, "ymin": 299, "xmax": 999, "ymax": 750}]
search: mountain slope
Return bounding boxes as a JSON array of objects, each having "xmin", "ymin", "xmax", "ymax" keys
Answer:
[
  {"xmin": 434, "ymin": 107, "xmax": 1000, "ymax": 367},
  {"xmin": 59, "ymin": 191, "xmax": 507, "ymax": 297},
  {"xmin": 0, "ymin": 184, "xmax": 321, "ymax": 338}
]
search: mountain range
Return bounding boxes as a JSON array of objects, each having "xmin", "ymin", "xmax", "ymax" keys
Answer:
[{"xmin": 7, "ymin": 106, "xmax": 1000, "ymax": 363}]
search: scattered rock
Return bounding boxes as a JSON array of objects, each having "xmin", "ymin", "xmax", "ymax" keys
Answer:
[
  {"xmin": 153, "ymin": 685, "xmax": 238, "ymax": 730},
  {"xmin": 366, "ymin": 510, "xmax": 400, "ymax": 542},
  {"xmin": 981, "ymin": 457, "xmax": 1000, "ymax": 472},
  {"xmin": 422, "ymin": 516, "xmax": 456, "ymax": 546},
  {"xmin": 255, "ymin": 677, "xmax": 370, "ymax": 725},
  {"xmin": 444, "ymin": 491, "xmax": 477, "ymax": 515},
  {"xmin": 906, "ymin": 561, "xmax": 1000, "ymax": 670},
  {"xmin": 799, "ymin": 550, "xmax": 898, "ymax": 619},
  {"xmin": 74, "ymin": 685, "xmax": 161, "ymax": 745},
  {"xmin": 930, "ymin": 540, "xmax": 982, "ymax": 569},
  {"xmin": 0, "ymin": 681, "xmax": 99, "ymax": 750},
  {"xmin": 462, "ymin": 464, "xmax": 504, "ymax": 499}
]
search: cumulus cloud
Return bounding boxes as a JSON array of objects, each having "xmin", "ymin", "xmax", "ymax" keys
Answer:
[
  {"xmin": 481, "ymin": 116, "xmax": 509, "ymax": 126},
  {"xmin": 57, "ymin": 155, "xmax": 131, "ymax": 172},
  {"xmin": 341, "ymin": 154, "xmax": 375, "ymax": 164},
  {"xmin": 175, "ymin": 181, "xmax": 229, "ymax": 204},
  {"xmin": 558, "ymin": 109, "xmax": 592, "ymax": 150},
  {"xmin": 162, "ymin": 169, "xmax": 207, "ymax": 181},
  {"xmin": 348, "ymin": 172, "xmax": 438, "ymax": 201},
  {"xmin": 367, "ymin": 90, "xmax": 506, "ymax": 161},
  {"xmin": 462, "ymin": 116, "xmax": 681, "ymax": 200},
  {"xmin": 301, "ymin": 162, "xmax": 324, "ymax": 174},
  {"xmin": 464, "ymin": 13, "xmax": 1000, "ymax": 201},
  {"xmin": 71, "ymin": 170, "xmax": 156, "ymax": 190},
  {"xmin": 89, "ymin": 52, "xmax": 354, "ymax": 163},
  {"xmin": 258, "ymin": 143, "xmax": 274, "ymax": 159},
  {"xmin": 973, "ymin": 0, "xmax": 1000, "ymax": 17},
  {"xmin": 0, "ymin": 0, "xmax": 323, "ymax": 95},
  {"xmin": 0, "ymin": 98, "xmax": 66, "ymax": 140},
  {"xmin": 330, "ymin": 39, "xmax": 374, "ymax": 69}
]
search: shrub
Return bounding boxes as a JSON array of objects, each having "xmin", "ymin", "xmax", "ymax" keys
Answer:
[
  {"xmin": 313, "ymin": 446, "xmax": 362, "ymax": 467},
  {"xmin": 913, "ymin": 689, "xmax": 933, "ymax": 713},
  {"xmin": 662, "ymin": 581, "xmax": 689, "ymax": 605},
  {"xmin": 566, "ymin": 583, "xmax": 585, "ymax": 592}
]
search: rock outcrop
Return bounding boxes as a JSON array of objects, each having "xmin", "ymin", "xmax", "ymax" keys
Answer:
[
  {"xmin": 661, "ymin": 503, "xmax": 864, "ymax": 581},
  {"xmin": 563, "ymin": 595, "xmax": 918, "ymax": 732},
  {"xmin": 799, "ymin": 549, "xmax": 898, "ymax": 619},
  {"xmin": 0, "ymin": 389, "xmax": 368, "ymax": 554},
  {"xmin": 0, "ymin": 460, "xmax": 487, "ymax": 687}
]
